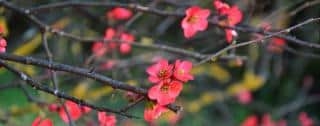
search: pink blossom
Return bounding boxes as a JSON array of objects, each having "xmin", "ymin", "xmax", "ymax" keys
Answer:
[{"xmin": 181, "ymin": 6, "xmax": 210, "ymax": 38}]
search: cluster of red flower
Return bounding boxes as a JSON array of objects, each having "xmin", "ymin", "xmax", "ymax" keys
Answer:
[
  {"xmin": 48, "ymin": 101, "xmax": 91, "ymax": 123},
  {"xmin": 92, "ymin": 28, "xmax": 135, "ymax": 57},
  {"xmin": 241, "ymin": 112, "xmax": 314, "ymax": 126},
  {"xmin": 258, "ymin": 22, "xmax": 287, "ymax": 53},
  {"xmin": 33, "ymin": 100, "xmax": 116, "ymax": 126},
  {"xmin": 144, "ymin": 59, "xmax": 193, "ymax": 122},
  {"xmin": 181, "ymin": 0, "xmax": 243, "ymax": 43},
  {"xmin": 92, "ymin": 7, "xmax": 134, "ymax": 57}
]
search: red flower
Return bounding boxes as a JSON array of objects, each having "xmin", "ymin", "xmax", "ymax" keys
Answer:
[
  {"xmin": 101, "ymin": 60, "xmax": 117, "ymax": 70},
  {"xmin": 213, "ymin": 0, "xmax": 243, "ymax": 43},
  {"xmin": 241, "ymin": 115, "xmax": 258, "ymax": 126},
  {"xmin": 148, "ymin": 80, "xmax": 183, "ymax": 105},
  {"xmin": 144, "ymin": 104, "xmax": 167, "ymax": 122},
  {"xmin": 225, "ymin": 29, "xmax": 238, "ymax": 43},
  {"xmin": 104, "ymin": 28, "xmax": 117, "ymax": 49},
  {"xmin": 227, "ymin": 6, "xmax": 243, "ymax": 26},
  {"xmin": 173, "ymin": 60, "xmax": 194, "ymax": 82},
  {"xmin": 58, "ymin": 101, "xmax": 91, "ymax": 123},
  {"xmin": 119, "ymin": 44, "xmax": 131, "ymax": 54},
  {"xmin": 92, "ymin": 28, "xmax": 136, "ymax": 56},
  {"xmin": 299, "ymin": 112, "xmax": 314, "ymax": 126},
  {"xmin": 237, "ymin": 90, "xmax": 252, "ymax": 105},
  {"xmin": 107, "ymin": 8, "xmax": 132, "ymax": 20},
  {"xmin": 81, "ymin": 106, "xmax": 92, "ymax": 113},
  {"xmin": 261, "ymin": 114, "xmax": 276, "ymax": 126},
  {"xmin": 0, "ymin": 26, "xmax": 3, "ymax": 34},
  {"xmin": 268, "ymin": 37, "xmax": 286, "ymax": 53},
  {"xmin": 271, "ymin": 38, "xmax": 286, "ymax": 47},
  {"xmin": 92, "ymin": 42, "xmax": 108, "ymax": 57},
  {"xmin": 0, "ymin": 38, "xmax": 7, "ymax": 53},
  {"xmin": 98, "ymin": 112, "xmax": 117, "ymax": 126},
  {"xmin": 48, "ymin": 103, "xmax": 59, "ymax": 112},
  {"xmin": 119, "ymin": 33, "xmax": 135, "ymax": 54},
  {"xmin": 277, "ymin": 120, "xmax": 287, "ymax": 126},
  {"xmin": 146, "ymin": 59, "xmax": 174, "ymax": 83},
  {"xmin": 213, "ymin": 0, "xmax": 230, "ymax": 14},
  {"xmin": 32, "ymin": 116, "xmax": 53, "ymax": 126},
  {"xmin": 181, "ymin": 6, "xmax": 210, "ymax": 38}
]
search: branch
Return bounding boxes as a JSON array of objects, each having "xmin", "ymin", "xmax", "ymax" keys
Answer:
[
  {"xmin": 0, "ymin": 53, "xmax": 182, "ymax": 113},
  {"xmin": 0, "ymin": 0, "xmax": 245, "ymax": 62},
  {"xmin": 28, "ymin": 1, "xmax": 182, "ymax": 16},
  {"xmin": 0, "ymin": 60, "xmax": 139, "ymax": 118},
  {"xmin": 196, "ymin": 17, "xmax": 320, "ymax": 65},
  {"xmin": 15, "ymin": 0, "xmax": 320, "ymax": 49},
  {"xmin": 289, "ymin": 0, "xmax": 320, "ymax": 16}
]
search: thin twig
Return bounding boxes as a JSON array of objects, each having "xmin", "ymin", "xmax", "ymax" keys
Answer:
[
  {"xmin": 41, "ymin": 31, "xmax": 75, "ymax": 126},
  {"xmin": 284, "ymin": 45, "xmax": 320, "ymax": 59},
  {"xmin": 289, "ymin": 0, "xmax": 320, "ymax": 16},
  {"xmin": 120, "ymin": 97, "xmax": 145, "ymax": 113},
  {"xmin": 197, "ymin": 17, "xmax": 320, "ymax": 65}
]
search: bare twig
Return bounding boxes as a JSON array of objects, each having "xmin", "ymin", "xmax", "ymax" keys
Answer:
[
  {"xmin": 197, "ymin": 17, "xmax": 320, "ymax": 65},
  {"xmin": 41, "ymin": 31, "xmax": 75, "ymax": 126},
  {"xmin": 289, "ymin": 0, "xmax": 320, "ymax": 16},
  {"xmin": 120, "ymin": 97, "xmax": 145, "ymax": 113},
  {"xmin": 284, "ymin": 46, "xmax": 320, "ymax": 59}
]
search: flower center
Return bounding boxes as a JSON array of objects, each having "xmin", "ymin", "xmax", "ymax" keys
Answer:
[
  {"xmin": 178, "ymin": 69, "xmax": 185, "ymax": 75},
  {"xmin": 187, "ymin": 16, "xmax": 198, "ymax": 24},
  {"xmin": 160, "ymin": 83, "xmax": 170, "ymax": 93},
  {"xmin": 158, "ymin": 69, "xmax": 167, "ymax": 78}
]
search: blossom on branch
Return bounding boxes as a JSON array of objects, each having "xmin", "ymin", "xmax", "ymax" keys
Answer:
[
  {"xmin": 48, "ymin": 101, "xmax": 91, "ymax": 123},
  {"xmin": 241, "ymin": 115, "xmax": 258, "ymax": 126},
  {"xmin": 119, "ymin": 32, "xmax": 135, "ymax": 54},
  {"xmin": 299, "ymin": 112, "xmax": 314, "ymax": 126},
  {"xmin": 92, "ymin": 28, "xmax": 135, "ymax": 57},
  {"xmin": 213, "ymin": 0, "xmax": 243, "ymax": 43},
  {"xmin": 148, "ymin": 80, "xmax": 183, "ymax": 105},
  {"xmin": 98, "ymin": 112, "xmax": 117, "ymax": 126},
  {"xmin": 144, "ymin": 103, "xmax": 167, "ymax": 122},
  {"xmin": 0, "ymin": 38, "xmax": 7, "ymax": 53},
  {"xmin": 236, "ymin": 90, "xmax": 252, "ymax": 105},
  {"xmin": 173, "ymin": 60, "xmax": 194, "ymax": 82},
  {"xmin": 32, "ymin": 116, "xmax": 53, "ymax": 126},
  {"xmin": 107, "ymin": 7, "xmax": 132, "ymax": 20},
  {"xmin": 181, "ymin": 6, "xmax": 210, "ymax": 38},
  {"xmin": 146, "ymin": 59, "xmax": 174, "ymax": 84},
  {"xmin": 145, "ymin": 59, "xmax": 193, "ymax": 121}
]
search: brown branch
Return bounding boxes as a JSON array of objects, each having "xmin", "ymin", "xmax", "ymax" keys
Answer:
[
  {"xmin": 41, "ymin": 31, "xmax": 75, "ymax": 126},
  {"xmin": 0, "ymin": 60, "xmax": 139, "ymax": 118},
  {"xmin": 27, "ymin": 1, "xmax": 182, "ymax": 16},
  {"xmin": 289, "ymin": 0, "xmax": 320, "ymax": 16},
  {"xmin": 0, "ymin": 53, "xmax": 182, "ymax": 113},
  {"xmin": 196, "ymin": 17, "xmax": 320, "ymax": 65},
  {"xmin": 284, "ymin": 45, "xmax": 320, "ymax": 59},
  {"xmin": 120, "ymin": 97, "xmax": 145, "ymax": 113}
]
